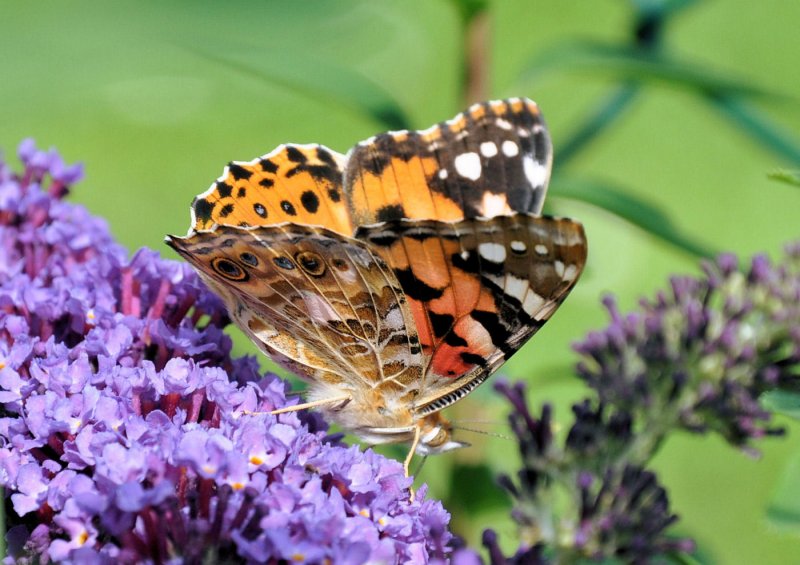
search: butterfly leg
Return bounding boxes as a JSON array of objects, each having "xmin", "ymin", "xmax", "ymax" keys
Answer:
[
  {"xmin": 265, "ymin": 395, "xmax": 350, "ymax": 415},
  {"xmin": 404, "ymin": 424, "xmax": 421, "ymax": 477},
  {"xmin": 404, "ymin": 425, "xmax": 422, "ymax": 502}
]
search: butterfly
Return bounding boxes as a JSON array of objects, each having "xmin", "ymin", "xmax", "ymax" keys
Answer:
[{"xmin": 166, "ymin": 98, "xmax": 587, "ymax": 475}]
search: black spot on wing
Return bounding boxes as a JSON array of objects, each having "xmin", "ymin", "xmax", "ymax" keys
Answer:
[
  {"xmin": 444, "ymin": 330, "xmax": 468, "ymax": 348},
  {"xmin": 376, "ymin": 204, "xmax": 406, "ymax": 222},
  {"xmin": 254, "ymin": 203, "xmax": 267, "ymax": 218},
  {"xmin": 273, "ymin": 256, "xmax": 295, "ymax": 270},
  {"xmin": 193, "ymin": 198, "xmax": 214, "ymax": 223},
  {"xmin": 300, "ymin": 190, "xmax": 320, "ymax": 213},
  {"xmin": 285, "ymin": 146, "xmax": 307, "ymax": 163},
  {"xmin": 316, "ymin": 146, "xmax": 337, "ymax": 166},
  {"xmin": 281, "ymin": 201, "xmax": 297, "ymax": 216},
  {"xmin": 359, "ymin": 146, "xmax": 390, "ymax": 176},
  {"xmin": 237, "ymin": 187, "xmax": 247, "ymax": 198},
  {"xmin": 362, "ymin": 233, "xmax": 398, "ymax": 247},
  {"xmin": 228, "ymin": 163, "xmax": 252, "ymax": 181},
  {"xmin": 394, "ymin": 268, "xmax": 444, "ymax": 301},
  {"xmin": 460, "ymin": 351, "xmax": 488, "ymax": 367},
  {"xmin": 260, "ymin": 159, "xmax": 279, "ymax": 173},
  {"xmin": 219, "ymin": 203, "xmax": 234, "ymax": 218},
  {"xmin": 429, "ymin": 311, "xmax": 454, "ymax": 339},
  {"xmin": 216, "ymin": 181, "xmax": 233, "ymax": 198},
  {"xmin": 328, "ymin": 188, "xmax": 342, "ymax": 202},
  {"xmin": 259, "ymin": 178, "xmax": 274, "ymax": 188}
]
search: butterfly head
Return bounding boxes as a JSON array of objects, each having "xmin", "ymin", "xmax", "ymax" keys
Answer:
[{"xmin": 414, "ymin": 412, "xmax": 469, "ymax": 455}]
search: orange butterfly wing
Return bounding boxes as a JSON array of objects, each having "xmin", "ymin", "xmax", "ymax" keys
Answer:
[
  {"xmin": 191, "ymin": 144, "xmax": 353, "ymax": 235},
  {"xmin": 345, "ymin": 98, "xmax": 551, "ymax": 226}
]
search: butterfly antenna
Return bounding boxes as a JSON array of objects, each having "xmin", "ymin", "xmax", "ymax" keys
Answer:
[
  {"xmin": 449, "ymin": 421, "xmax": 513, "ymax": 442},
  {"xmin": 449, "ymin": 418, "xmax": 509, "ymax": 427},
  {"xmin": 411, "ymin": 454, "xmax": 428, "ymax": 478}
]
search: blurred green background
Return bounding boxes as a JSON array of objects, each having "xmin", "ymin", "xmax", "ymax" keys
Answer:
[{"xmin": 2, "ymin": 1, "xmax": 799, "ymax": 562}]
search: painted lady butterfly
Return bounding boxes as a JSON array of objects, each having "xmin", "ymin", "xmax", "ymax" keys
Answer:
[{"xmin": 167, "ymin": 98, "xmax": 587, "ymax": 474}]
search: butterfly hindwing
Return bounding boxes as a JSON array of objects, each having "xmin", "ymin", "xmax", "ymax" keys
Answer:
[
  {"xmin": 359, "ymin": 214, "xmax": 587, "ymax": 413},
  {"xmin": 345, "ymin": 98, "xmax": 552, "ymax": 226},
  {"xmin": 168, "ymin": 225, "xmax": 423, "ymax": 392}
]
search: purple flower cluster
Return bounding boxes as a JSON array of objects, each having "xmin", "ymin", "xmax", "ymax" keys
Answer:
[
  {"xmin": 487, "ymin": 381, "xmax": 693, "ymax": 564},
  {"xmin": 0, "ymin": 140, "xmax": 452, "ymax": 563},
  {"xmin": 471, "ymin": 247, "xmax": 800, "ymax": 564},
  {"xmin": 575, "ymin": 249, "xmax": 800, "ymax": 448}
]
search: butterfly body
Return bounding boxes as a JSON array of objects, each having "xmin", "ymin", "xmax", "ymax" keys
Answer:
[{"xmin": 167, "ymin": 98, "xmax": 587, "ymax": 459}]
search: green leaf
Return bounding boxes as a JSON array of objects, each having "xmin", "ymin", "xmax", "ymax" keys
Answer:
[
  {"xmin": 552, "ymin": 176, "xmax": 717, "ymax": 258},
  {"xmin": 631, "ymin": 0, "xmax": 700, "ymax": 18},
  {"xmin": 768, "ymin": 170, "xmax": 800, "ymax": 187},
  {"xmin": 179, "ymin": 45, "xmax": 410, "ymax": 131},
  {"xmin": 761, "ymin": 390, "xmax": 800, "ymax": 420},
  {"xmin": 766, "ymin": 450, "xmax": 800, "ymax": 530},
  {"xmin": 664, "ymin": 549, "xmax": 708, "ymax": 565},
  {"xmin": 708, "ymin": 96, "xmax": 800, "ymax": 167},
  {"xmin": 515, "ymin": 41, "xmax": 774, "ymax": 100},
  {"xmin": 556, "ymin": 84, "xmax": 641, "ymax": 167}
]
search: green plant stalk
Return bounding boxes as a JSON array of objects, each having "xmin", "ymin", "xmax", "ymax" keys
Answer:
[
  {"xmin": 556, "ymin": 83, "xmax": 641, "ymax": 168},
  {"xmin": 709, "ymin": 95, "xmax": 800, "ymax": 167}
]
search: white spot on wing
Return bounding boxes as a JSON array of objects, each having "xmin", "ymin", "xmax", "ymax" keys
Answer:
[
  {"xmin": 480, "ymin": 141, "xmax": 498, "ymax": 157},
  {"xmin": 502, "ymin": 140, "xmax": 519, "ymax": 157},
  {"xmin": 562, "ymin": 264, "xmax": 578, "ymax": 282},
  {"xmin": 554, "ymin": 260, "xmax": 565, "ymax": 277},
  {"xmin": 480, "ymin": 192, "xmax": 511, "ymax": 216},
  {"xmin": 478, "ymin": 242, "xmax": 506, "ymax": 263},
  {"xmin": 523, "ymin": 156, "xmax": 549, "ymax": 187},
  {"xmin": 511, "ymin": 240, "xmax": 527, "ymax": 253},
  {"xmin": 504, "ymin": 275, "xmax": 529, "ymax": 300},
  {"xmin": 384, "ymin": 306, "xmax": 405, "ymax": 330},
  {"xmin": 438, "ymin": 168, "xmax": 448, "ymax": 180},
  {"xmin": 522, "ymin": 292, "xmax": 545, "ymax": 316},
  {"xmin": 534, "ymin": 244, "xmax": 548, "ymax": 256},
  {"xmin": 301, "ymin": 291, "xmax": 342, "ymax": 322},
  {"xmin": 454, "ymin": 152, "xmax": 482, "ymax": 180},
  {"xmin": 496, "ymin": 118, "xmax": 513, "ymax": 130}
]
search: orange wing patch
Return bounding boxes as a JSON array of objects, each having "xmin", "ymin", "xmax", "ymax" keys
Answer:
[
  {"xmin": 191, "ymin": 144, "xmax": 353, "ymax": 236},
  {"xmin": 347, "ymin": 152, "xmax": 464, "ymax": 227}
]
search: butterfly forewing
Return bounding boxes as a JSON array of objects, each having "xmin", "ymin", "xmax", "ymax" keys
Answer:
[
  {"xmin": 345, "ymin": 98, "xmax": 552, "ymax": 226},
  {"xmin": 191, "ymin": 144, "xmax": 353, "ymax": 235}
]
